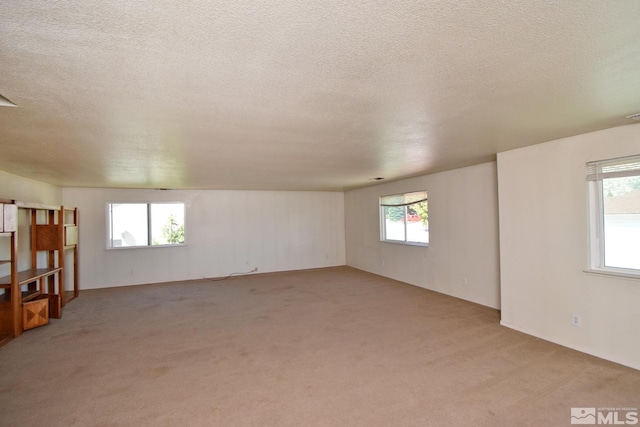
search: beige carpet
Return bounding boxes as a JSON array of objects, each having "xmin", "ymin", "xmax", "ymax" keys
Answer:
[{"xmin": 0, "ymin": 266, "xmax": 638, "ymax": 426}]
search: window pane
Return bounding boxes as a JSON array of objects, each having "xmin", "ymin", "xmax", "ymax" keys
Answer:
[
  {"xmin": 384, "ymin": 206, "xmax": 406, "ymax": 241},
  {"xmin": 111, "ymin": 203, "xmax": 148, "ymax": 247},
  {"xmin": 150, "ymin": 203, "xmax": 185, "ymax": 245},
  {"xmin": 406, "ymin": 201, "xmax": 429, "ymax": 244},
  {"xmin": 602, "ymin": 177, "xmax": 640, "ymax": 270},
  {"xmin": 380, "ymin": 190, "xmax": 428, "ymax": 246}
]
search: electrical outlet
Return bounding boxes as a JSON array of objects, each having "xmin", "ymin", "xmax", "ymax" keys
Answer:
[
  {"xmin": 463, "ymin": 277, "xmax": 468, "ymax": 286},
  {"xmin": 571, "ymin": 314, "xmax": 582, "ymax": 327}
]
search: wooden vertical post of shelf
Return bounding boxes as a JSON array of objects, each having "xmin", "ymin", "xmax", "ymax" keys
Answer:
[
  {"xmin": 48, "ymin": 209, "xmax": 56, "ymax": 295},
  {"xmin": 73, "ymin": 208, "xmax": 79, "ymax": 299},
  {"xmin": 58, "ymin": 206, "xmax": 65, "ymax": 307},
  {"xmin": 26, "ymin": 211, "xmax": 36, "ymax": 296},
  {"xmin": 30, "ymin": 210, "xmax": 37, "ymax": 288},
  {"xmin": 10, "ymin": 219, "xmax": 21, "ymax": 338}
]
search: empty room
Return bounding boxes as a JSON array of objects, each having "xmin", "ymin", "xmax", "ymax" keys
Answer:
[{"xmin": 1, "ymin": 1, "xmax": 640, "ymax": 426}]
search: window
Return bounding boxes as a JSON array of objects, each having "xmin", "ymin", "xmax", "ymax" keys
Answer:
[
  {"xmin": 108, "ymin": 202, "xmax": 185, "ymax": 248},
  {"xmin": 587, "ymin": 155, "xmax": 640, "ymax": 276},
  {"xmin": 380, "ymin": 191, "xmax": 428, "ymax": 246}
]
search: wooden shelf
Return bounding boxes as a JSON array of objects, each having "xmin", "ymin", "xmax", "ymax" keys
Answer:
[
  {"xmin": 0, "ymin": 201, "xmax": 79, "ymax": 343},
  {"xmin": 0, "ymin": 289, "xmax": 41, "ymax": 303},
  {"xmin": 0, "ymin": 267, "xmax": 62, "ymax": 287},
  {"xmin": 21, "ymin": 290, "xmax": 42, "ymax": 303}
]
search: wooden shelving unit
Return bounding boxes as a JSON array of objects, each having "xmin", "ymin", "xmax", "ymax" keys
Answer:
[
  {"xmin": 0, "ymin": 199, "xmax": 79, "ymax": 346},
  {"xmin": 0, "ymin": 198, "xmax": 18, "ymax": 346}
]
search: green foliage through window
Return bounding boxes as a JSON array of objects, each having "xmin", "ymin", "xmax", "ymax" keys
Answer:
[
  {"xmin": 380, "ymin": 191, "xmax": 429, "ymax": 245},
  {"xmin": 160, "ymin": 214, "xmax": 185, "ymax": 245}
]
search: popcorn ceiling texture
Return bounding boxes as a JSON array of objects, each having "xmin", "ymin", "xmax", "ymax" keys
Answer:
[{"xmin": 0, "ymin": 1, "xmax": 639, "ymax": 190}]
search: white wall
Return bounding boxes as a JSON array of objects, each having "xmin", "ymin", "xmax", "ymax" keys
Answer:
[
  {"xmin": 62, "ymin": 188, "xmax": 346, "ymax": 289},
  {"xmin": 345, "ymin": 162, "xmax": 500, "ymax": 309},
  {"xmin": 0, "ymin": 170, "xmax": 61, "ymax": 206},
  {"xmin": 498, "ymin": 123, "xmax": 640, "ymax": 370}
]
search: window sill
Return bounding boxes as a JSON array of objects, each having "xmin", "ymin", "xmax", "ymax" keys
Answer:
[
  {"xmin": 107, "ymin": 243, "xmax": 187, "ymax": 250},
  {"xmin": 380, "ymin": 240, "xmax": 428, "ymax": 248},
  {"xmin": 583, "ymin": 268, "xmax": 640, "ymax": 281}
]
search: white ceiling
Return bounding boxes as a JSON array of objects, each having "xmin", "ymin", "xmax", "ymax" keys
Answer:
[{"xmin": 1, "ymin": 1, "xmax": 639, "ymax": 191}]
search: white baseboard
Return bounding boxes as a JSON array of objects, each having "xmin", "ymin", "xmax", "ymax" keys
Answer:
[{"xmin": 499, "ymin": 321, "xmax": 640, "ymax": 372}]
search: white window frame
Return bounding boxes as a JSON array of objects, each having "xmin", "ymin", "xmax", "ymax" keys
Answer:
[
  {"xmin": 379, "ymin": 191, "xmax": 429, "ymax": 247},
  {"xmin": 107, "ymin": 201, "xmax": 186, "ymax": 249},
  {"xmin": 587, "ymin": 154, "xmax": 640, "ymax": 278}
]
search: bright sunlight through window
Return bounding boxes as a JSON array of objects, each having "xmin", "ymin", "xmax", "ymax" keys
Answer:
[
  {"xmin": 380, "ymin": 191, "xmax": 428, "ymax": 246},
  {"xmin": 108, "ymin": 202, "xmax": 185, "ymax": 248},
  {"xmin": 587, "ymin": 155, "xmax": 640, "ymax": 276}
]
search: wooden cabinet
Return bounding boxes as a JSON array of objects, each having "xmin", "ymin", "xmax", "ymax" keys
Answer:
[{"xmin": 0, "ymin": 200, "xmax": 79, "ymax": 346}]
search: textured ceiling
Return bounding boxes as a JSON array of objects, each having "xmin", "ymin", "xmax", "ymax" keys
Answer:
[{"xmin": 1, "ymin": 1, "xmax": 639, "ymax": 191}]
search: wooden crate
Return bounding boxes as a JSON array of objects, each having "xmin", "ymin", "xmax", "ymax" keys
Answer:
[{"xmin": 23, "ymin": 298, "xmax": 49, "ymax": 330}]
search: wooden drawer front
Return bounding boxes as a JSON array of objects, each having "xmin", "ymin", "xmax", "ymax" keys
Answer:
[
  {"xmin": 36, "ymin": 225, "xmax": 59, "ymax": 251},
  {"xmin": 23, "ymin": 298, "xmax": 49, "ymax": 330}
]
